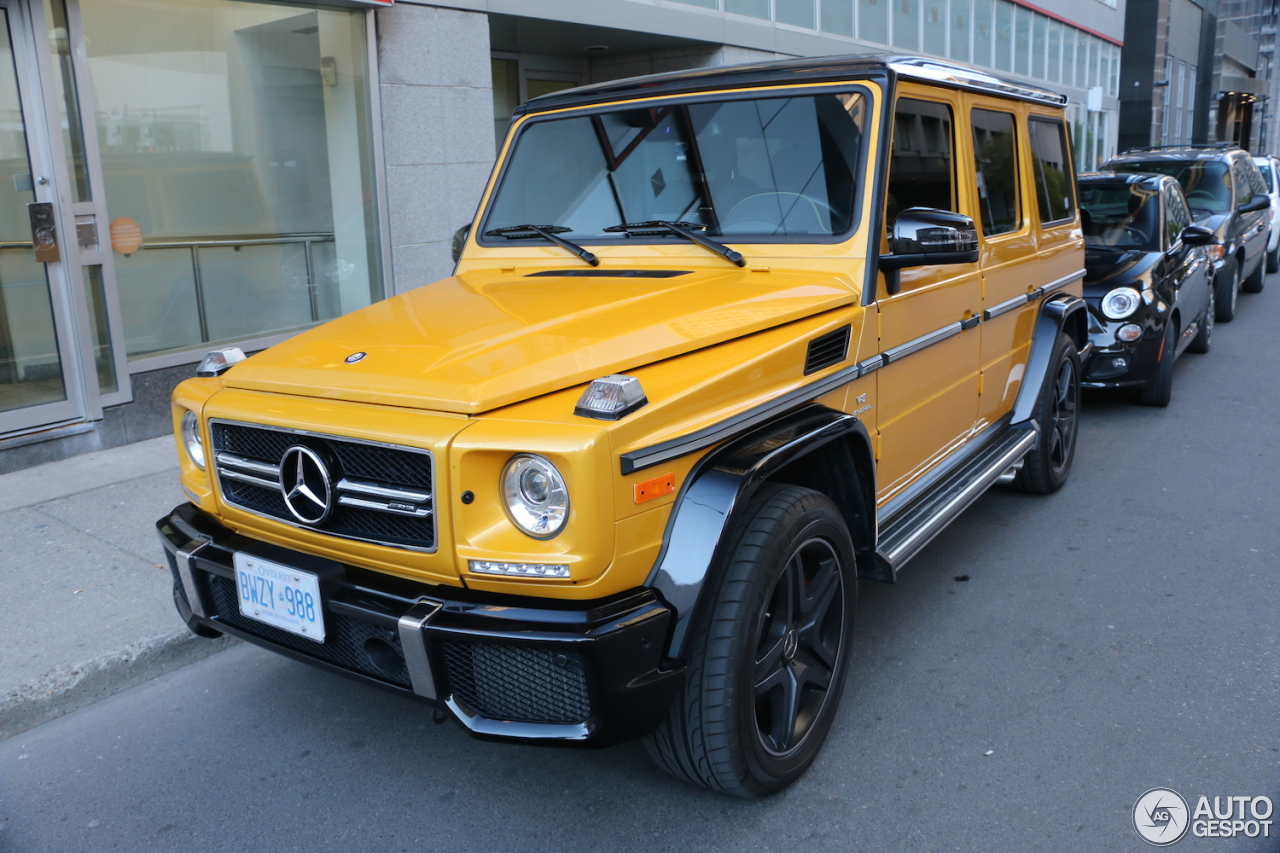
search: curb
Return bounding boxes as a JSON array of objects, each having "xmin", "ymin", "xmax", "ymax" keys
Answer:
[{"xmin": 0, "ymin": 631, "xmax": 238, "ymax": 741}]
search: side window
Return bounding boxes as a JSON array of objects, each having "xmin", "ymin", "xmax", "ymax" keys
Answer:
[
  {"xmin": 972, "ymin": 108, "xmax": 1020, "ymax": 235},
  {"xmin": 1247, "ymin": 159, "xmax": 1267, "ymax": 196},
  {"xmin": 887, "ymin": 98, "xmax": 956, "ymax": 229},
  {"xmin": 1165, "ymin": 185, "xmax": 1190, "ymax": 246},
  {"xmin": 1029, "ymin": 117, "xmax": 1075, "ymax": 225}
]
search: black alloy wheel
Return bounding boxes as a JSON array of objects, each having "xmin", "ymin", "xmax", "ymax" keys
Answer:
[
  {"xmin": 1189, "ymin": 291, "xmax": 1213, "ymax": 354},
  {"xmin": 645, "ymin": 484, "xmax": 856, "ymax": 797},
  {"xmin": 752, "ymin": 536, "xmax": 845, "ymax": 757},
  {"xmin": 1013, "ymin": 332, "xmax": 1080, "ymax": 494},
  {"xmin": 1215, "ymin": 258, "xmax": 1239, "ymax": 322}
]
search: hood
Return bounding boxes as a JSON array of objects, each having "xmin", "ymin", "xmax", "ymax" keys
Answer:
[
  {"xmin": 223, "ymin": 267, "xmax": 856, "ymax": 414},
  {"xmin": 1193, "ymin": 211, "xmax": 1230, "ymax": 236},
  {"xmin": 1084, "ymin": 246, "xmax": 1157, "ymax": 289}
]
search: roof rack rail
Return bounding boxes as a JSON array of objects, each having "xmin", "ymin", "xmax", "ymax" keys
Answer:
[{"xmin": 1122, "ymin": 142, "xmax": 1241, "ymax": 153}]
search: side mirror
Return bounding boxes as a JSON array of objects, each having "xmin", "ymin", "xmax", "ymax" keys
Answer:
[
  {"xmin": 880, "ymin": 207, "xmax": 979, "ymax": 294},
  {"xmin": 451, "ymin": 224, "xmax": 472, "ymax": 265},
  {"xmin": 1237, "ymin": 193, "xmax": 1270, "ymax": 214},
  {"xmin": 1179, "ymin": 224, "xmax": 1217, "ymax": 246}
]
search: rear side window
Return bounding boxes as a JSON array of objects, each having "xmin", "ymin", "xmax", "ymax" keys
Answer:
[
  {"xmin": 971, "ymin": 108, "xmax": 1019, "ymax": 236},
  {"xmin": 1029, "ymin": 118, "xmax": 1075, "ymax": 224},
  {"xmin": 1258, "ymin": 162, "xmax": 1275, "ymax": 192},
  {"xmin": 1231, "ymin": 158, "xmax": 1253, "ymax": 205},
  {"xmin": 887, "ymin": 98, "xmax": 956, "ymax": 229}
]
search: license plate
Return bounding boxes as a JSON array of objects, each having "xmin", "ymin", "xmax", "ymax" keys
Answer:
[{"xmin": 232, "ymin": 553, "xmax": 325, "ymax": 643}]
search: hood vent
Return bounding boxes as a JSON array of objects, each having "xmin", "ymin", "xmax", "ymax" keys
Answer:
[
  {"xmin": 804, "ymin": 325, "xmax": 851, "ymax": 375},
  {"xmin": 525, "ymin": 269, "xmax": 692, "ymax": 278}
]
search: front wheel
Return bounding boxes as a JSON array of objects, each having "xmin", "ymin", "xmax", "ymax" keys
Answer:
[
  {"xmin": 1215, "ymin": 258, "xmax": 1240, "ymax": 322},
  {"xmin": 644, "ymin": 485, "xmax": 856, "ymax": 797},
  {"xmin": 1013, "ymin": 332, "xmax": 1080, "ymax": 494},
  {"xmin": 1188, "ymin": 291, "xmax": 1213, "ymax": 354},
  {"xmin": 1137, "ymin": 321, "xmax": 1176, "ymax": 407}
]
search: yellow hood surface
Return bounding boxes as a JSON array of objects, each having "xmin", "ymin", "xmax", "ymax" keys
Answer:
[{"xmin": 223, "ymin": 267, "xmax": 856, "ymax": 414}]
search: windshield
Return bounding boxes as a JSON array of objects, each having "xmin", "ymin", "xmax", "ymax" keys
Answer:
[
  {"xmin": 1079, "ymin": 183, "xmax": 1160, "ymax": 250},
  {"xmin": 483, "ymin": 91, "xmax": 867, "ymax": 242},
  {"xmin": 1115, "ymin": 159, "xmax": 1231, "ymax": 214}
]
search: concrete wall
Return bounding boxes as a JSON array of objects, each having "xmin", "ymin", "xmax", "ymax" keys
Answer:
[{"xmin": 377, "ymin": 4, "xmax": 496, "ymax": 294}]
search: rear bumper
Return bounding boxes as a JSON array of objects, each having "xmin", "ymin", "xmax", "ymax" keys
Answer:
[{"xmin": 157, "ymin": 503, "xmax": 683, "ymax": 747}]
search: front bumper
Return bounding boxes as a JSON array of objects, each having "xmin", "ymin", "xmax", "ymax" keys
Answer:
[
  {"xmin": 157, "ymin": 503, "xmax": 683, "ymax": 747},
  {"xmin": 1081, "ymin": 304, "xmax": 1164, "ymax": 389}
]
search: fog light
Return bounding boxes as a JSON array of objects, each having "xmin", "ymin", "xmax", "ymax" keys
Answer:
[
  {"xmin": 1116, "ymin": 324, "xmax": 1142, "ymax": 342},
  {"xmin": 469, "ymin": 560, "xmax": 570, "ymax": 579},
  {"xmin": 574, "ymin": 374, "xmax": 647, "ymax": 420}
]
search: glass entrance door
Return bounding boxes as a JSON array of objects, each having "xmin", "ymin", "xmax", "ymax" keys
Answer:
[{"xmin": 0, "ymin": 1, "xmax": 84, "ymax": 433}]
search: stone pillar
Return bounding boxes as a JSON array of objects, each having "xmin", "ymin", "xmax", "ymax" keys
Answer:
[{"xmin": 376, "ymin": 4, "xmax": 495, "ymax": 294}]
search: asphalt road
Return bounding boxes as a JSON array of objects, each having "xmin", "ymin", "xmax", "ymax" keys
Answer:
[{"xmin": 4, "ymin": 276, "xmax": 1280, "ymax": 853}]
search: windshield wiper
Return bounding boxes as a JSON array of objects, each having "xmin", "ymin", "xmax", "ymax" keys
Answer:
[
  {"xmin": 605, "ymin": 220, "xmax": 746, "ymax": 267},
  {"xmin": 483, "ymin": 224, "xmax": 599, "ymax": 267}
]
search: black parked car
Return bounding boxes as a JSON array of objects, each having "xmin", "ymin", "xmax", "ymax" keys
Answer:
[
  {"xmin": 1078, "ymin": 172, "xmax": 1216, "ymax": 406},
  {"xmin": 1100, "ymin": 143, "xmax": 1271, "ymax": 322}
]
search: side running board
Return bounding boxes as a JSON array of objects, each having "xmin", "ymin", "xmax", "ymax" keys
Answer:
[{"xmin": 875, "ymin": 426, "xmax": 1038, "ymax": 578}]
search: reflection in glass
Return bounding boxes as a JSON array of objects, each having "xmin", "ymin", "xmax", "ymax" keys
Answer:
[
  {"xmin": 79, "ymin": 0, "xmax": 384, "ymax": 358},
  {"xmin": 777, "ymin": 0, "xmax": 817, "ymax": 28},
  {"xmin": 0, "ymin": 9, "xmax": 66, "ymax": 415},
  {"xmin": 948, "ymin": 0, "xmax": 970, "ymax": 63},
  {"xmin": 861, "ymin": 0, "xmax": 889, "ymax": 44},
  {"xmin": 725, "ymin": 0, "xmax": 770, "ymax": 19},
  {"xmin": 42, "ymin": 0, "xmax": 92, "ymax": 202},
  {"xmin": 893, "ymin": 0, "xmax": 919, "ymax": 50},
  {"xmin": 82, "ymin": 265, "xmax": 117, "ymax": 393},
  {"xmin": 820, "ymin": 0, "xmax": 854, "ymax": 37}
]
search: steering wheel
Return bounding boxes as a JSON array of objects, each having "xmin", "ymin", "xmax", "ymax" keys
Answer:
[
  {"xmin": 1122, "ymin": 226, "xmax": 1148, "ymax": 244},
  {"xmin": 723, "ymin": 192, "xmax": 835, "ymax": 233}
]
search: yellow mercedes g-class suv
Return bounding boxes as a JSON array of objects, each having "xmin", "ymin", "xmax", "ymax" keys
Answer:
[{"xmin": 158, "ymin": 55, "xmax": 1087, "ymax": 797}]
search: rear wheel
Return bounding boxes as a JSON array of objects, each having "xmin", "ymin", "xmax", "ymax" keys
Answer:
[
  {"xmin": 1215, "ymin": 258, "xmax": 1240, "ymax": 321},
  {"xmin": 1013, "ymin": 332, "xmax": 1080, "ymax": 495},
  {"xmin": 645, "ymin": 485, "xmax": 856, "ymax": 797},
  {"xmin": 1137, "ymin": 321, "xmax": 1176, "ymax": 407}
]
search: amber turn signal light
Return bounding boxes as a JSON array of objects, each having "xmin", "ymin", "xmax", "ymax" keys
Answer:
[{"xmin": 634, "ymin": 473, "xmax": 675, "ymax": 504}]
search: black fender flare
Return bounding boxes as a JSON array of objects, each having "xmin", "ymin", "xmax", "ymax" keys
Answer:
[
  {"xmin": 644, "ymin": 404, "xmax": 873, "ymax": 661},
  {"xmin": 1011, "ymin": 293, "xmax": 1088, "ymax": 426}
]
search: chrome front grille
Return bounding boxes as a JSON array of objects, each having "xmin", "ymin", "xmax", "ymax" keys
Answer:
[{"xmin": 210, "ymin": 421, "xmax": 437, "ymax": 551}]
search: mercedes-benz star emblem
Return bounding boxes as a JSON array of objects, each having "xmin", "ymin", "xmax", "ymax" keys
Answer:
[
  {"xmin": 279, "ymin": 445, "xmax": 333, "ymax": 525},
  {"xmin": 344, "ymin": 352, "xmax": 366, "ymax": 364}
]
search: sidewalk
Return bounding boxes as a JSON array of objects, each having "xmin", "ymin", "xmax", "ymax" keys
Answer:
[{"xmin": 0, "ymin": 436, "xmax": 235, "ymax": 741}]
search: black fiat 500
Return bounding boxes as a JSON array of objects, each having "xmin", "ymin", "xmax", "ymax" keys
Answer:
[{"xmin": 1078, "ymin": 172, "xmax": 1216, "ymax": 406}]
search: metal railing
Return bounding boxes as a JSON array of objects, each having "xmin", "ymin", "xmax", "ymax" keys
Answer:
[{"xmin": 139, "ymin": 232, "xmax": 336, "ymax": 343}]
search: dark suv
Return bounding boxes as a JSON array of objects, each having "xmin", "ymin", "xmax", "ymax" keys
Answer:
[{"xmin": 1101, "ymin": 144, "xmax": 1271, "ymax": 322}]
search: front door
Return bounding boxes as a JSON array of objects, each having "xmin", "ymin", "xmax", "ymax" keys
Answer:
[{"xmin": 0, "ymin": 0, "xmax": 85, "ymax": 434}]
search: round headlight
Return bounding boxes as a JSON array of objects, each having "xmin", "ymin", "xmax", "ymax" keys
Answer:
[
  {"xmin": 502, "ymin": 454, "xmax": 569, "ymax": 539},
  {"xmin": 1101, "ymin": 287, "xmax": 1142, "ymax": 320},
  {"xmin": 181, "ymin": 410, "xmax": 205, "ymax": 469}
]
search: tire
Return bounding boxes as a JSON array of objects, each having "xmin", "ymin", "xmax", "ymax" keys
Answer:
[
  {"xmin": 1214, "ymin": 257, "xmax": 1239, "ymax": 322},
  {"xmin": 644, "ymin": 484, "xmax": 856, "ymax": 797},
  {"xmin": 1266, "ymin": 240, "xmax": 1279, "ymax": 274},
  {"xmin": 1243, "ymin": 254, "xmax": 1265, "ymax": 293},
  {"xmin": 1012, "ymin": 332, "xmax": 1080, "ymax": 495},
  {"xmin": 1137, "ymin": 321, "xmax": 1176, "ymax": 407},
  {"xmin": 1188, "ymin": 290, "xmax": 1213, "ymax": 354}
]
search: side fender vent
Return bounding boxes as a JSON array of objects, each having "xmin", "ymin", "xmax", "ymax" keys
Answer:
[{"xmin": 804, "ymin": 325, "xmax": 851, "ymax": 375}]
